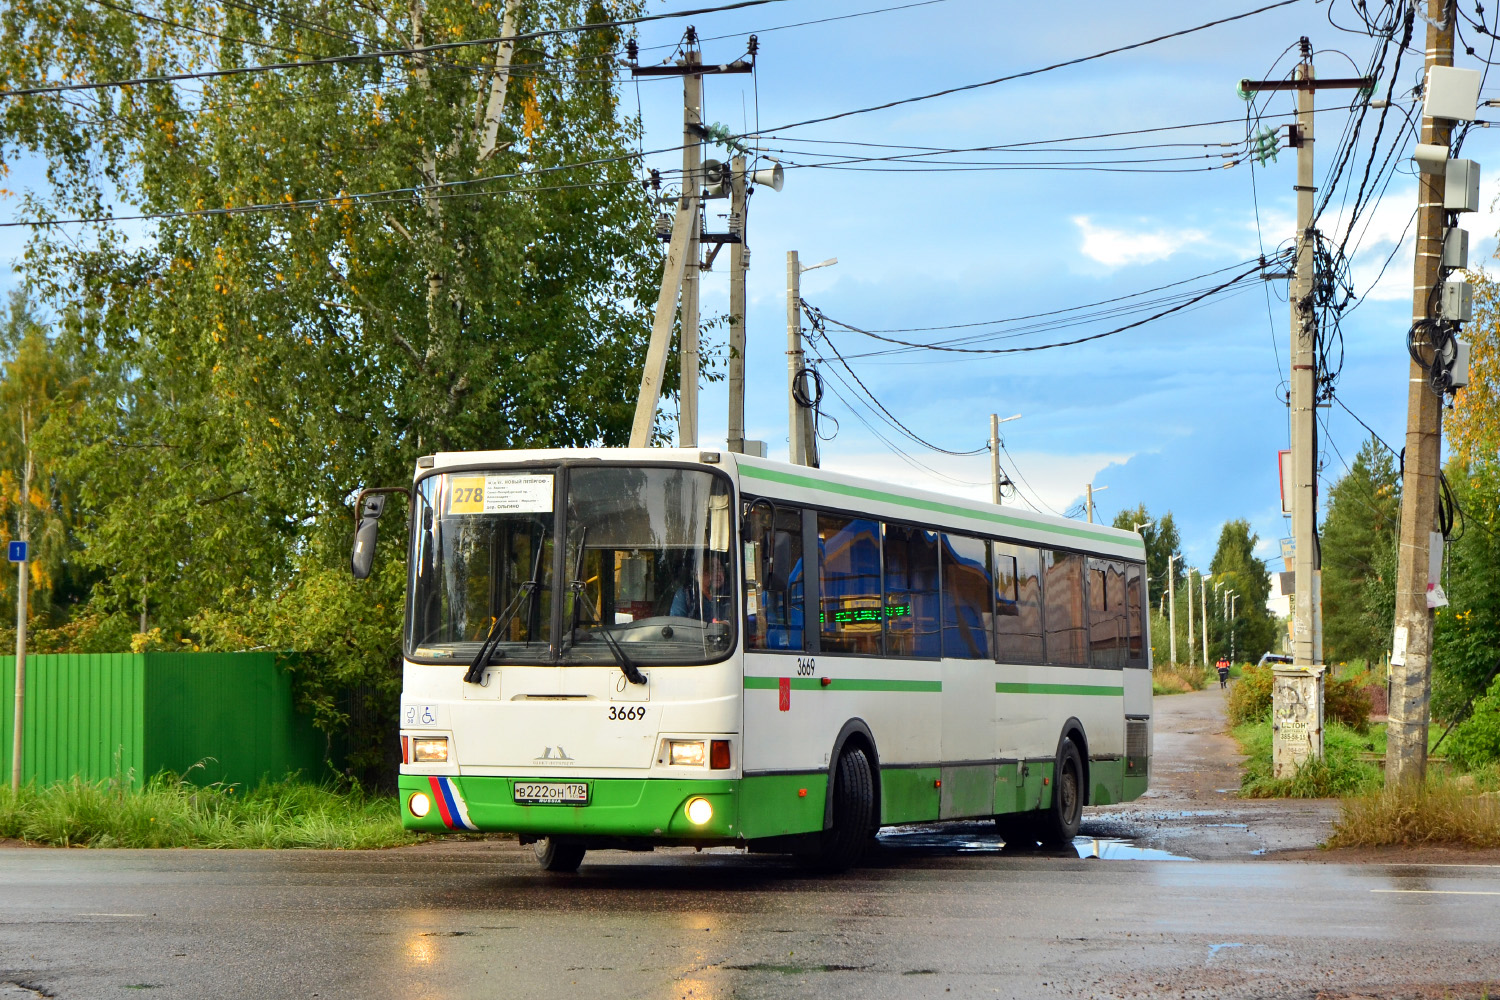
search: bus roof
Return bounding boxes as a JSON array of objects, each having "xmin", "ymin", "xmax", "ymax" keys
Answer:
[{"xmin": 422, "ymin": 447, "xmax": 1146, "ymax": 560}]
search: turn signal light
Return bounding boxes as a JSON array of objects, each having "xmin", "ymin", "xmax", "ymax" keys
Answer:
[{"xmin": 710, "ymin": 740, "xmax": 731, "ymax": 770}]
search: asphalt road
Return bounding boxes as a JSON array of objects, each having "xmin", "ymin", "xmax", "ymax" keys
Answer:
[
  {"xmin": 3, "ymin": 841, "xmax": 1499, "ymax": 1000},
  {"xmin": 4, "ymin": 689, "xmax": 1495, "ymax": 1000}
]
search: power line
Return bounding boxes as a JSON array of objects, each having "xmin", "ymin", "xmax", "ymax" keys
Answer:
[
  {"xmin": 806, "ymin": 261, "xmax": 1272, "ymax": 356},
  {"xmin": 746, "ymin": 0, "xmax": 1304, "ymax": 135},
  {"xmin": 638, "ymin": 0, "xmax": 955, "ymax": 51},
  {"xmin": 0, "ymin": 0, "xmax": 789, "ymax": 99}
]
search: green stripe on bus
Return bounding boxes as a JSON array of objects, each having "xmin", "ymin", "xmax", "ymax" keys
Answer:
[
  {"xmin": 744, "ymin": 676, "xmax": 942, "ymax": 693},
  {"xmin": 738, "ymin": 464, "xmax": 1141, "ymax": 549},
  {"xmin": 995, "ymin": 682, "xmax": 1124, "ymax": 697}
]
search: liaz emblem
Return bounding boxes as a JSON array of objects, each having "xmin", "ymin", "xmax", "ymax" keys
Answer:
[{"xmin": 535, "ymin": 746, "xmax": 574, "ymax": 763}]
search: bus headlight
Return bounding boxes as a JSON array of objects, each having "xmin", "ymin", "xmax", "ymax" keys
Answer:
[
  {"xmin": 413, "ymin": 737, "xmax": 449, "ymax": 763},
  {"xmin": 686, "ymin": 797, "xmax": 713, "ymax": 825},
  {"xmin": 408, "ymin": 792, "xmax": 432, "ymax": 818},
  {"xmin": 667, "ymin": 740, "xmax": 706, "ymax": 767}
]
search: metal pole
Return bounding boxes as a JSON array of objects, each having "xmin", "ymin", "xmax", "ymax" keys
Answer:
[
  {"xmin": 10, "ymin": 448, "xmax": 30, "ymax": 793},
  {"xmin": 678, "ymin": 50, "xmax": 703, "ymax": 449},
  {"xmin": 990, "ymin": 414, "xmax": 1001, "ymax": 505},
  {"xmin": 786, "ymin": 251, "xmax": 805, "ymax": 465},
  {"xmin": 1390, "ymin": 0, "xmax": 1455, "ymax": 785},
  {"xmin": 727, "ymin": 154, "xmax": 748, "ymax": 454}
]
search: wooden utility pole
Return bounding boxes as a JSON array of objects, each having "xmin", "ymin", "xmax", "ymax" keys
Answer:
[
  {"xmin": 727, "ymin": 155, "xmax": 748, "ymax": 454},
  {"xmin": 1390, "ymin": 0, "xmax": 1457, "ymax": 785},
  {"xmin": 1240, "ymin": 45, "xmax": 1374, "ymax": 777}
]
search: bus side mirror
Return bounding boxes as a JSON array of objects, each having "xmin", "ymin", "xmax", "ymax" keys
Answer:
[{"xmin": 351, "ymin": 493, "xmax": 388, "ymax": 579}]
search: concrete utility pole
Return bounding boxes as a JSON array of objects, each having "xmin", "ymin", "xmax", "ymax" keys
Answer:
[
  {"xmin": 786, "ymin": 251, "xmax": 807, "ymax": 465},
  {"xmin": 627, "ymin": 35, "xmax": 751, "ymax": 448},
  {"xmin": 677, "ymin": 50, "xmax": 703, "ymax": 449},
  {"xmin": 1390, "ymin": 0, "xmax": 1458, "ymax": 785},
  {"xmin": 1167, "ymin": 554, "xmax": 1180, "ymax": 665},
  {"xmin": 1187, "ymin": 567, "xmax": 1196, "ymax": 666},
  {"xmin": 1230, "ymin": 593, "xmax": 1240, "ymax": 663},
  {"xmin": 988, "ymin": 413, "xmax": 1020, "ymax": 503},
  {"xmin": 727, "ymin": 154, "xmax": 748, "ymax": 455},
  {"xmin": 1201, "ymin": 573, "xmax": 1211, "ymax": 668},
  {"xmin": 1085, "ymin": 483, "xmax": 1108, "ymax": 523},
  {"xmin": 1240, "ymin": 45, "xmax": 1374, "ymax": 778},
  {"xmin": 11, "ymin": 445, "xmax": 30, "ymax": 792}
]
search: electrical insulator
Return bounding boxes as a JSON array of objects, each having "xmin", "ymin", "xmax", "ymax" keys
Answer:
[
  {"xmin": 655, "ymin": 213, "xmax": 672, "ymax": 241},
  {"xmin": 741, "ymin": 247, "xmax": 751, "ymax": 270}
]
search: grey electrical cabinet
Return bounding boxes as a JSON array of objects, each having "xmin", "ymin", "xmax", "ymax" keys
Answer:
[{"xmin": 1445, "ymin": 159, "xmax": 1481, "ymax": 213}]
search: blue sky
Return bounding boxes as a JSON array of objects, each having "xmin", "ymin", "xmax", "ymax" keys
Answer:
[
  {"xmin": 626, "ymin": 0, "xmax": 1500, "ymax": 572},
  {"xmin": 1, "ymin": 0, "xmax": 1495, "ymax": 575}
]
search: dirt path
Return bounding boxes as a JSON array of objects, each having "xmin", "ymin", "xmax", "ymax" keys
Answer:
[{"xmin": 1084, "ymin": 686, "xmax": 1342, "ymax": 860}]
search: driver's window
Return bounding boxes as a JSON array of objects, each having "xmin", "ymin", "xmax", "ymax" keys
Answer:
[{"xmin": 744, "ymin": 501, "xmax": 804, "ymax": 651}]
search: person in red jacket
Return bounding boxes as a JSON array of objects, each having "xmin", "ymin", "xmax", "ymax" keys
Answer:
[{"xmin": 1216, "ymin": 657, "xmax": 1231, "ymax": 689}]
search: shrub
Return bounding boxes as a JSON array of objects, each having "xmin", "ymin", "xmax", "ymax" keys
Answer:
[
  {"xmin": 1325, "ymin": 674, "xmax": 1373, "ymax": 732},
  {"xmin": 1234, "ymin": 720, "xmax": 1383, "ymax": 798},
  {"xmin": 1446, "ymin": 676, "xmax": 1500, "ymax": 770},
  {"xmin": 1228, "ymin": 664, "xmax": 1274, "ymax": 725},
  {"xmin": 1151, "ymin": 660, "xmax": 1211, "ymax": 696}
]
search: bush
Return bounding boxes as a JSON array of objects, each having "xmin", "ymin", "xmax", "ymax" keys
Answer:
[
  {"xmin": 1325, "ymin": 674, "xmax": 1373, "ymax": 732},
  {"xmin": 1228, "ymin": 664, "xmax": 1371, "ymax": 731},
  {"xmin": 0, "ymin": 772, "xmax": 417, "ymax": 849},
  {"xmin": 1446, "ymin": 676, "xmax": 1500, "ymax": 770},
  {"xmin": 1228, "ymin": 664, "xmax": 1274, "ymax": 725},
  {"xmin": 1234, "ymin": 720, "xmax": 1383, "ymax": 798},
  {"xmin": 1326, "ymin": 777, "xmax": 1500, "ymax": 848}
]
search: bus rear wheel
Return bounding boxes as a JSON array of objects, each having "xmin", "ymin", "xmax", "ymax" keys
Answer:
[
  {"xmin": 802, "ymin": 746, "xmax": 875, "ymax": 872},
  {"xmin": 533, "ymin": 837, "xmax": 586, "ymax": 873},
  {"xmin": 1036, "ymin": 738, "xmax": 1084, "ymax": 847}
]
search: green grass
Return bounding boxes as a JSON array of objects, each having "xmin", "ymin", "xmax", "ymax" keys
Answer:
[
  {"xmin": 0, "ymin": 773, "xmax": 420, "ymax": 849},
  {"xmin": 1233, "ymin": 720, "xmax": 1384, "ymax": 798}
]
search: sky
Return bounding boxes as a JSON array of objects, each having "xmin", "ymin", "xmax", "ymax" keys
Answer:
[
  {"xmin": 620, "ymin": 0, "xmax": 1500, "ymax": 573},
  {"xmin": 2, "ymin": 0, "xmax": 1497, "ymax": 576}
]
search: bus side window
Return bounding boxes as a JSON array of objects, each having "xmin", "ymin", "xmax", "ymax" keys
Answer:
[
  {"xmin": 745, "ymin": 501, "xmax": 804, "ymax": 651},
  {"xmin": 1125, "ymin": 562, "xmax": 1147, "ymax": 666},
  {"xmin": 884, "ymin": 523, "xmax": 941, "ymax": 658},
  {"xmin": 1088, "ymin": 558, "xmax": 1127, "ymax": 668},
  {"xmin": 1042, "ymin": 550, "xmax": 1087, "ymax": 666},
  {"xmin": 818, "ymin": 513, "xmax": 883, "ymax": 655},
  {"xmin": 993, "ymin": 542, "xmax": 1044, "ymax": 663},
  {"xmin": 940, "ymin": 532, "xmax": 991, "ymax": 659}
]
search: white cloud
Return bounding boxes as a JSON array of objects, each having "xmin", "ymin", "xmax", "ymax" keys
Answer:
[{"xmin": 1072, "ymin": 215, "xmax": 1209, "ymax": 268}]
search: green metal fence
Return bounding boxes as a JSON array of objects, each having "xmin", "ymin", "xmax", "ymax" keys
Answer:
[{"xmin": 1, "ymin": 652, "xmax": 327, "ymax": 788}]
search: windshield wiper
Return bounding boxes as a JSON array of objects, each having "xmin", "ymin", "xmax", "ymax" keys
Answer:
[
  {"xmin": 463, "ymin": 526, "xmax": 546, "ymax": 684},
  {"xmin": 561, "ymin": 526, "xmax": 645, "ymax": 686}
]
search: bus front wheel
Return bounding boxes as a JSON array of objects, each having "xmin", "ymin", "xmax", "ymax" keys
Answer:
[
  {"xmin": 1036, "ymin": 739, "xmax": 1084, "ymax": 846},
  {"xmin": 803, "ymin": 746, "xmax": 875, "ymax": 872},
  {"xmin": 533, "ymin": 837, "xmax": 586, "ymax": 873}
]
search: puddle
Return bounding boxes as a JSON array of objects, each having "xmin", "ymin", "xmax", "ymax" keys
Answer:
[
  {"xmin": 1073, "ymin": 837, "xmax": 1193, "ymax": 862},
  {"xmin": 874, "ymin": 824, "xmax": 1194, "ymax": 861}
]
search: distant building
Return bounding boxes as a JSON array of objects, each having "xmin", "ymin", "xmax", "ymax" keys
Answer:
[{"xmin": 1267, "ymin": 571, "xmax": 1293, "ymax": 618}]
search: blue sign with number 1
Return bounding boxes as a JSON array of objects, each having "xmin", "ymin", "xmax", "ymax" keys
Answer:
[{"xmin": 8, "ymin": 540, "xmax": 26, "ymax": 563}]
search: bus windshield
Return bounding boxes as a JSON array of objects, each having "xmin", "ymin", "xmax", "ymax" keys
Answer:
[
  {"xmin": 561, "ymin": 466, "xmax": 735, "ymax": 666},
  {"xmin": 405, "ymin": 464, "xmax": 734, "ymax": 665},
  {"xmin": 407, "ymin": 470, "xmax": 557, "ymax": 662}
]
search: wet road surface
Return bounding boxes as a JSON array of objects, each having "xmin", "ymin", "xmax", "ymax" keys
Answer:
[{"xmin": 3, "ymin": 839, "xmax": 1499, "ymax": 1000}]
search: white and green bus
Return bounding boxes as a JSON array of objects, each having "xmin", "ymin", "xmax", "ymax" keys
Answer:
[{"xmin": 352, "ymin": 448, "xmax": 1153, "ymax": 871}]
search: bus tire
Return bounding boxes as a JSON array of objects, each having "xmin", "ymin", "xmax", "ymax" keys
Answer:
[
  {"xmin": 1035, "ymin": 738, "xmax": 1084, "ymax": 846},
  {"xmin": 533, "ymin": 837, "xmax": 586, "ymax": 873},
  {"xmin": 804, "ymin": 747, "xmax": 875, "ymax": 872}
]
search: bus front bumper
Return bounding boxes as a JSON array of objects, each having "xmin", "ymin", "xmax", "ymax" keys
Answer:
[{"xmin": 399, "ymin": 774, "xmax": 741, "ymax": 840}]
